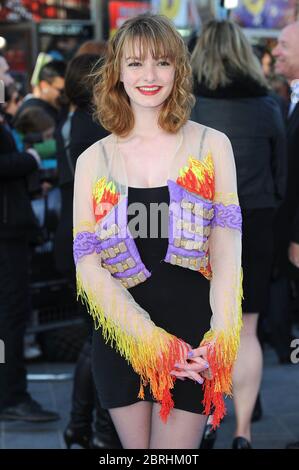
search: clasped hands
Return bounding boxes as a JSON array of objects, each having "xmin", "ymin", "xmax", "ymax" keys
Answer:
[{"xmin": 170, "ymin": 345, "xmax": 213, "ymax": 384}]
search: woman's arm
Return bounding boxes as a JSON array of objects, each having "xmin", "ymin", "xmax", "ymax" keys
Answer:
[
  {"xmin": 201, "ymin": 132, "xmax": 243, "ymax": 428},
  {"xmin": 173, "ymin": 132, "xmax": 243, "ymax": 428}
]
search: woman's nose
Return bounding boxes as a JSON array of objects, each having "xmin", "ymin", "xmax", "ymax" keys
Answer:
[{"xmin": 143, "ymin": 63, "xmax": 156, "ymax": 82}]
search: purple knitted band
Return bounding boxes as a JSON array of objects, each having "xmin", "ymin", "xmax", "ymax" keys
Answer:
[
  {"xmin": 73, "ymin": 231, "xmax": 101, "ymax": 265},
  {"xmin": 164, "ymin": 180, "xmax": 212, "ymax": 265},
  {"xmin": 114, "ymin": 266, "xmax": 151, "ymax": 279},
  {"xmin": 211, "ymin": 203, "xmax": 242, "ymax": 232},
  {"xmin": 93, "ymin": 196, "xmax": 151, "ymax": 283}
]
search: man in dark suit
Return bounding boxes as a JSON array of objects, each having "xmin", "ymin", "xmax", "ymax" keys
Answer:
[
  {"xmin": 273, "ymin": 22, "xmax": 299, "ymax": 270},
  {"xmin": 0, "ymin": 109, "xmax": 60, "ymax": 423},
  {"xmin": 272, "ymin": 21, "xmax": 299, "ymax": 449}
]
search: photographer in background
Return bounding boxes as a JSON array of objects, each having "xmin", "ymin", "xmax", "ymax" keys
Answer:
[
  {"xmin": 0, "ymin": 94, "xmax": 59, "ymax": 423},
  {"xmin": 16, "ymin": 60, "xmax": 67, "ymax": 126}
]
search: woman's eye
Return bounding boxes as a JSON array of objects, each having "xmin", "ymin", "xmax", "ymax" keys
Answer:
[
  {"xmin": 128, "ymin": 62, "xmax": 141, "ymax": 67},
  {"xmin": 158, "ymin": 61, "xmax": 170, "ymax": 66}
]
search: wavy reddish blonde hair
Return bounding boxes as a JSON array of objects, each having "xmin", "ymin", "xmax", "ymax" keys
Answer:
[{"xmin": 93, "ymin": 13, "xmax": 195, "ymax": 137}]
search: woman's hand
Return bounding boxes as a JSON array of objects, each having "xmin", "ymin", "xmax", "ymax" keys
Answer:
[{"xmin": 170, "ymin": 345, "xmax": 213, "ymax": 383}]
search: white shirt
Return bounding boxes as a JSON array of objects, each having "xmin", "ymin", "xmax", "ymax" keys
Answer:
[{"xmin": 289, "ymin": 79, "xmax": 299, "ymax": 117}]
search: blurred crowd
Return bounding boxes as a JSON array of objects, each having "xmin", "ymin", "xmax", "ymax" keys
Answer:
[{"xmin": 0, "ymin": 20, "xmax": 299, "ymax": 450}]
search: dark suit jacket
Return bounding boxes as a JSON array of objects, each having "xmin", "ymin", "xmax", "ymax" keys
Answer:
[
  {"xmin": 274, "ymin": 102, "xmax": 299, "ymax": 277},
  {"xmin": 0, "ymin": 118, "xmax": 39, "ymax": 239},
  {"xmin": 286, "ymin": 103, "xmax": 299, "ymax": 243}
]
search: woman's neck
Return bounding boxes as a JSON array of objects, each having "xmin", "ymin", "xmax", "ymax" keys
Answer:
[{"xmin": 129, "ymin": 104, "xmax": 165, "ymax": 139}]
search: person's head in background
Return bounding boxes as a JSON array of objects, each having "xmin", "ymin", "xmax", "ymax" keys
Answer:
[
  {"xmin": 14, "ymin": 106, "xmax": 56, "ymax": 164},
  {"xmin": 64, "ymin": 53, "xmax": 102, "ymax": 112},
  {"xmin": 252, "ymin": 44, "xmax": 274, "ymax": 77},
  {"xmin": 35, "ymin": 60, "xmax": 66, "ymax": 109},
  {"xmin": 76, "ymin": 40, "xmax": 108, "ymax": 57},
  {"xmin": 14, "ymin": 106, "xmax": 55, "ymax": 141},
  {"xmin": 272, "ymin": 21, "xmax": 299, "ymax": 82},
  {"xmin": 191, "ymin": 20, "xmax": 268, "ymax": 91},
  {"xmin": 1, "ymin": 83, "xmax": 22, "ymax": 118}
]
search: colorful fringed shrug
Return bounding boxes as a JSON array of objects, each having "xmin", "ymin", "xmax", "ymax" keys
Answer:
[{"xmin": 73, "ymin": 121, "xmax": 243, "ymax": 428}]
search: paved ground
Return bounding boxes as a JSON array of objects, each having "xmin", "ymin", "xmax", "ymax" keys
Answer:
[{"xmin": 0, "ymin": 345, "xmax": 298, "ymax": 449}]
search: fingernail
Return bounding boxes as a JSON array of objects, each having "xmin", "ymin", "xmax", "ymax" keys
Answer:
[
  {"xmin": 188, "ymin": 351, "xmax": 194, "ymax": 358},
  {"xmin": 197, "ymin": 379, "xmax": 204, "ymax": 384},
  {"xmin": 204, "ymin": 363, "xmax": 209, "ymax": 369}
]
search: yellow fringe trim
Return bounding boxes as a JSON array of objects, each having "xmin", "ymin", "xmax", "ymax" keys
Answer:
[{"xmin": 200, "ymin": 268, "xmax": 244, "ymax": 428}]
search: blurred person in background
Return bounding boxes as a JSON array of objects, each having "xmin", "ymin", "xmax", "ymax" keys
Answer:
[
  {"xmin": 14, "ymin": 106, "xmax": 57, "ymax": 198},
  {"xmin": 191, "ymin": 20, "xmax": 287, "ymax": 449},
  {"xmin": 76, "ymin": 40, "xmax": 108, "ymax": 57},
  {"xmin": 252, "ymin": 44, "xmax": 274, "ymax": 78},
  {"xmin": 272, "ymin": 21, "xmax": 299, "ymax": 450},
  {"xmin": 14, "ymin": 107, "xmax": 56, "ymax": 166},
  {"xmin": 0, "ymin": 94, "xmax": 60, "ymax": 423},
  {"xmin": 1, "ymin": 83, "xmax": 22, "ymax": 126},
  {"xmin": 253, "ymin": 44, "xmax": 290, "ymax": 115},
  {"xmin": 16, "ymin": 60, "xmax": 67, "ymax": 126},
  {"xmin": 1, "ymin": 83, "xmax": 24, "ymax": 154},
  {"xmin": 54, "ymin": 53, "xmax": 121, "ymax": 449}
]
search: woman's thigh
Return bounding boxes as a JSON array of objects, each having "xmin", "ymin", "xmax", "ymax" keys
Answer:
[
  {"xmin": 109, "ymin": 401, "xmax": 153, "ymax": 449},
  {"xmin": 149, "ymin": 403, "xmax": 207, "ymax": 449}
]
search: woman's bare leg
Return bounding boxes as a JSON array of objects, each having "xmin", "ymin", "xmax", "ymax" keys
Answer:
[
  {"xmin": 232, "ymin": 313, "xmax": 263, "ymax": 441},
  {"xmin": 109, "ymin": 401, "xmax": 152, "ymax": 449},
  {"xmin": 149, "ymin": 403, "xmax": 207, "ymax": 449}
]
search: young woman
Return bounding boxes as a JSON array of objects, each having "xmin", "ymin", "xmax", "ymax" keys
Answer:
[{"xmin": 73, "ymin": 13, "xmax": 243, "ymax": 449}]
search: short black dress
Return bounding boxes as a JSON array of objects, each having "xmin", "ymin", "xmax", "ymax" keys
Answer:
[{"xmin": 92, "ymin": 186, "xmax": 212, "ymax": 414}]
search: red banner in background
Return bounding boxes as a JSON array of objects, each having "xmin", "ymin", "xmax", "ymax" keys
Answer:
[
  {"xmin": 108, "ymin": 1, "xmax": 151, "ymax": 37},
  {"xmin": 0, "ymin": 0, "xmax": 91, "ymax": 21}
]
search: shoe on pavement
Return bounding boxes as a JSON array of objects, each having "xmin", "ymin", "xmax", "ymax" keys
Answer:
[{"xmin": 0, "ymin": 397, "xmax": 60, "ymax": 423}]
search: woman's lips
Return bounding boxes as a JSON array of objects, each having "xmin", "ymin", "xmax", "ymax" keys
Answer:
[{"xmin": 137, "ymin": 86, "xmax": 162, "ymax": 96}]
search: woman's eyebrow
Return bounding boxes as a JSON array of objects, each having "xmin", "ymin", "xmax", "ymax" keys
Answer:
[
  {"xmin": 125, "ymin": 56, "xmax": 141, "ymax": 61},
  {"xmin": 125, "ymin": 55, "xmax": 169, "ymax": 61}
]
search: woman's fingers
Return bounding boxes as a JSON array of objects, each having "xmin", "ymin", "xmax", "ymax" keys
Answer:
[
  {"xmin": 174, "ymin": 357, "xmax": 209, "ymax": 372},
  {"xmin": 171, "ymin": 368, "xmax": 205, "ymax": 384},
  {"xmin": 187, "ymin": 345, "xmax": 208, "ymax": 359},
  {"xmin": 170, "ymin": 370, "xmax": 189, "ymax": 379},
  {"xmin": 187, "ymin": 370, "xmax": 205, "ymax": 384}
]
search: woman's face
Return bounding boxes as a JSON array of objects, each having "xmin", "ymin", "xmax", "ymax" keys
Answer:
[
  {"xmin": 120, "ymin": 42, "xmax": 175, "ymax": 111},
  {"xmin": 5, "ymin": 91, "xmax": 22, "ymax": 117}
]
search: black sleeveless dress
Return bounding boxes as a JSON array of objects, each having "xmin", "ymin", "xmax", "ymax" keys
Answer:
[{"xmin": 92, "ymin": 186, "xmax": 212, "ymax": 414}]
